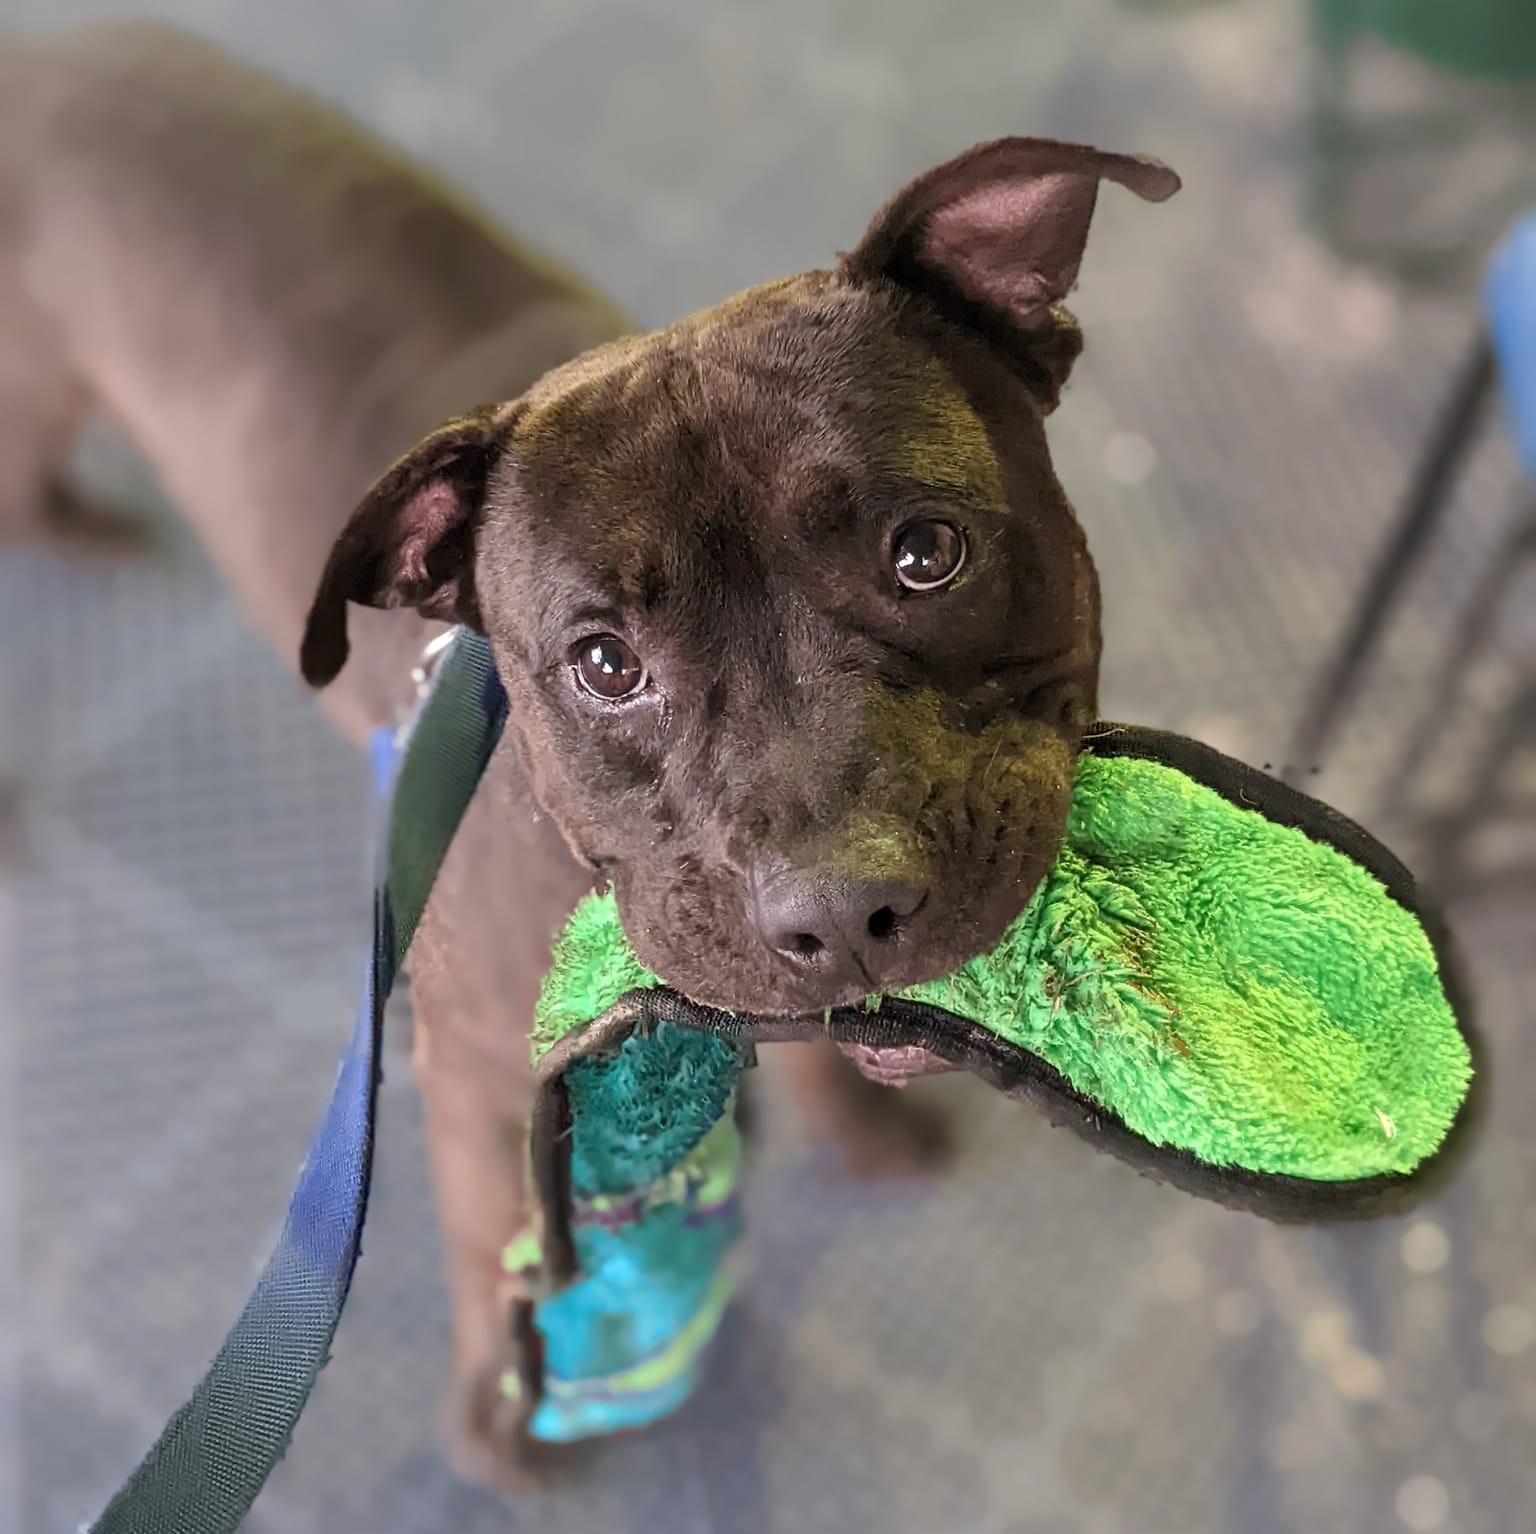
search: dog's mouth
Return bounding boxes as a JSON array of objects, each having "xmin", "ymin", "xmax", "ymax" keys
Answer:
[{"xmin": 836, "ymin": 1040, "xmax": 962, "ymax": 1088}]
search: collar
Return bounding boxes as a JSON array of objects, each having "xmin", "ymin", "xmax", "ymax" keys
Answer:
[{"xmin": 369, "ymin": 627, "xmax": 460, "ymax": 797}]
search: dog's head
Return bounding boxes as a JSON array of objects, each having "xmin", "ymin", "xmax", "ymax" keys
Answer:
[{"xmin": 302, "ymin": 138, "xmax": 1179, "ymax": 1016}]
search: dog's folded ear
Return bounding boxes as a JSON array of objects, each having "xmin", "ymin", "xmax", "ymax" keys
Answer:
[
  {"xmin": 841, "ymin": 137, "xmax": 1180, "ymax": 406},
  {"xmin": 300, "ymin": 404, "xmax": 514, "ymax": 688}
]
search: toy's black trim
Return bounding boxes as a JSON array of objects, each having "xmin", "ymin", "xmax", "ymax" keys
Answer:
[
  {"xmin": 1080, "ymin": 723, "xmax": 1423, "ymax": 905},
  {"xmin": 1039, "ymin": 723, "xmax": 1482, "ymax": 1215}
]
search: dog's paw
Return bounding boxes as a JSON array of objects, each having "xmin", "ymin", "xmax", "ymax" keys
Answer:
[
  {"xmin": 833, "ymin": 1088, "xmax": 953, "ymax": 1181},
  {"xmin": 39, "ymin": 481, "xmax": 156, "ymax": 558},
  {"xmin": 441, "ymin": 1365, "xmax": 578, "ymax": 1500}
]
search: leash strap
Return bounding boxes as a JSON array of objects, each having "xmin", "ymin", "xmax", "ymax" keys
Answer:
[{"xmin": 85, "ymin": 630, "xmax": 505, "ymax": 1534}]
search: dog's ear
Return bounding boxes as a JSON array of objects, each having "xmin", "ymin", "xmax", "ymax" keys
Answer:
[
  {"xmin": 841, "ymin": 137, "xmax": 1180, "ymax": 406},
  {"xmin": 300, "ymin": 404, "xmax": 513, "ymax": 688}
]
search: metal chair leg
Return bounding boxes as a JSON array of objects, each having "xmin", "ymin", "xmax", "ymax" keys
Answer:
[
  {"xmin": 1379, "ymin": 500, "xmax": 1536, "ymax": 819},
  {"xmin": 1284, "ymin": 331, "xmax": 1498, "ymax": 783},
  {"xmin": 1419, "ymin": 673, "xmax": 1536, "ymax": 895}
]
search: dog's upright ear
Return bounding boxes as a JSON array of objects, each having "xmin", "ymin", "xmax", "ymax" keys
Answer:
[
  {"xmin": 300, "ymin": 403, "xmax": 514, "ymax": 688},
  {"xmin": 841, "ymin": 137, "xmax": 1180, "ymax": 407}
]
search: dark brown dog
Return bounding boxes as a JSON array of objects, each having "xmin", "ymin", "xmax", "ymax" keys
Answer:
[{"xmin": 3, "ymin": 20, "xmax": 1179, "ymax": 1494}]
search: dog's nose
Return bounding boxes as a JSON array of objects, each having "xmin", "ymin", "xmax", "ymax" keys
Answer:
[{"xmin": 754, "ymin": 871, "xmax": 928, "ymax": 985}]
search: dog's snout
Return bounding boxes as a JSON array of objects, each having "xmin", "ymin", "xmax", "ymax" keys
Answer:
[{"xmin": 753, "ymin": 871, "xmax": 927, "ymax": 986}]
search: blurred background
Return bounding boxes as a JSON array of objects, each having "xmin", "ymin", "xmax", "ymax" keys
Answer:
[{"xmin": 2, "ymin": 1, "xmax": 1534, "ymax": 1531}]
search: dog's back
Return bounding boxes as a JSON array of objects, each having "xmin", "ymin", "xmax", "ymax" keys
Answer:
[{"xmin": 0, "ymin": 20, "xmax": 627, "ymax": 738}]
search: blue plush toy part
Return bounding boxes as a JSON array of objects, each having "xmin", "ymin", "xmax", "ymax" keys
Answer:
[{"xmin": 502, "ymin": 1024, "xmax": 748, "ymax": 1443}]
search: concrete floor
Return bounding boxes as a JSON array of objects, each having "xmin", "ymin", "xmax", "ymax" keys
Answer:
[{"xmin": 3, "ymin": 2, "xmax": 1534, "ymax": 1532}]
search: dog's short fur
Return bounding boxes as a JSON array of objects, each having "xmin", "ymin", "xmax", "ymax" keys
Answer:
[{"xmin": 2, "ymin": 20, "xmax": 1178, "ymax": 1491}]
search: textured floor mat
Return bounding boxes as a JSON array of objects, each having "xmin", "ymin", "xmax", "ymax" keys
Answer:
[{"xmin": 3, "ymin": 3, "xmax": 1534, "ymax": 1532}]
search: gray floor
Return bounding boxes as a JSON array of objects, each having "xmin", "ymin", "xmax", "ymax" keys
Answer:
[{"xmin": 4, "ymin": 2, "xmax": 1536, "ymax": 1532}]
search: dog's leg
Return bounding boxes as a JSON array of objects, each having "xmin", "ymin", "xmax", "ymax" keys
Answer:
[
  {"xmin": 0, "ymin": 300, "xmax": 149, "ymax": 553},
  {"xmin": 412, "ymin": 1019, "xmax": 551, "ymax": 1497},
  {"xmin": 771, "ymin": 1036, "xmax": 951, "ymax": 1178},
  {"xmin": 404, "ymin": 775, "xmax": 595, "ymax": 1496},
  {"xmin": 35, "ymin": 477, "xmax": 155, "ymax": 553}
]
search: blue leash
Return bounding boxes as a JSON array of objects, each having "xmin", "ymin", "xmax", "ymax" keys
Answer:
[{"xmin": 84, "ymin": 630, "xmax": 506, "ymax": 1534}]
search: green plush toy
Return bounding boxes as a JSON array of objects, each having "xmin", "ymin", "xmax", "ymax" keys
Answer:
[{"xmin": 498, "ymin": 722, "xmax": 1475, "ymax": 1447}]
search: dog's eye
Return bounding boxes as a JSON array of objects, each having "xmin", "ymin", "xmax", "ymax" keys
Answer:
[
  {"xmin": 570, "ymin": 634, "xmax": 648, "ymax": 701},
  {"xmin": 893, "ymin": 520, "xmax": 967, "ymax": 592}
]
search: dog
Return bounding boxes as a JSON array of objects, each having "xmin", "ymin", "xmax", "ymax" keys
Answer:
[{"xmin": 1, "ymin": 19, "xmax": 1179, "ymax": 1493}]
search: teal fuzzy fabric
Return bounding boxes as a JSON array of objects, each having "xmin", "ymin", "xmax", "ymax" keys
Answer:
[{"xmin": 565, "ymin": 1026, "xmax": 745, "ymax": 1196}]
